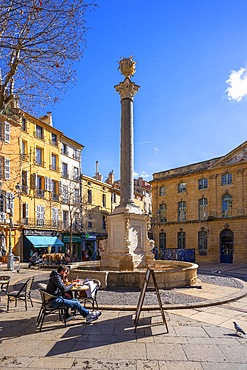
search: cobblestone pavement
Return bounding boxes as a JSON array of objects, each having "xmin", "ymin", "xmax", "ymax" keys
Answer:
[{"xmin": 0, "ymin": 263, "xmax": 247, "ymax": 369}]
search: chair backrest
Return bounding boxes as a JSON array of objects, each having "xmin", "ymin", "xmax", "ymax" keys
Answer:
[
  {"xmin": 84, "ymin": 279, "xmax": 101, "ymax": 298},
  {"xmin": 38, "ymin": 282, "xmax": 47, "ymax": 291},
  {"xmin": 25, "ymin": 277, "xmax": 34, "ymax": 293},
  {"xmin": 16, "ymin": 277, "xmax": 34, "ymax": 295},
  {"xmin": 38, "ymin": 288, "xmax": 57, "ymax": 305}
]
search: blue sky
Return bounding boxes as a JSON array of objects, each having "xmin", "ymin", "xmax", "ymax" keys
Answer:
[{"xmin": 46, "ymin": 0, "xmax": 247, "ymax": 181}]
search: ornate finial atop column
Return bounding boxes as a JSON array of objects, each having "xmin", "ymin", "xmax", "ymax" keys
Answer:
[{"xmin": 118, "ymin": 56, "xmax": 136, "ymax": 78}]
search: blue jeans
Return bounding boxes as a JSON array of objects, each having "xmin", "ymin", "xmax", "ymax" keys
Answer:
[{"xmin": 49, "ymin": 297, "xmax": 89, "ymax": 318}]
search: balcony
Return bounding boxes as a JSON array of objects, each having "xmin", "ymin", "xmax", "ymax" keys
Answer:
[
  {"xmin": 33, "ymin": 131, "xmax": 45, "ymax": 140},
  {"xmin": 50, "ymin": 164, "xmax": 60, "ymax": 172},
  {"xmin": 35, "ymin": 160, "xmax": 46, "ymax": 167},
  {"xmin": 22, "ymin": 185, "xmax": 29, "ymax": 195},
  {"xmin": 61, "ymin": 172, "xmax": 69, "ymax": 179},
  {"xmin": 52, "ymin": 193, "xmax": 59, "ymax": 201},
  {"xmin": 36, "ymin": 189, "xmax": 45, "ymax": 198},
  {"xmin": 73, "ymin": 153, "xmax": 81, "ymax": 160},
  {"xmin": 50, "ymin": 139, "xmax": 58, "ymax": 146},
  {"xmin": 61, "ymin": 149, "xmax": 69, "ymax": 156},
  {"xmin": 21, "ymin": 154, "xmax": 29, "ymax": 162}
]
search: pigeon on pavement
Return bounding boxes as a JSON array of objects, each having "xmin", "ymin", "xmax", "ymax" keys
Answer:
[{"xmin": 233, "ymin": 321, "xmax": 246, "ymax": 335}]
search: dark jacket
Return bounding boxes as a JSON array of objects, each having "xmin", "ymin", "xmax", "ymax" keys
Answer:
[{"xmin": 46, "ymin": 270, "xmax": 72, "ymax": 297}]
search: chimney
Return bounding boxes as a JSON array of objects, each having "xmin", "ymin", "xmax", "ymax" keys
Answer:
[
  {"xmin": 106, "ymin": 170, "xmax": 114, "ymax": 185},
  {"xmin": 94, "ymin": 161, "xmax": 103, "ymax": 181},
  {"xmin": 39, "ymin": 112, "xmax": 53, "ymax": 126}
]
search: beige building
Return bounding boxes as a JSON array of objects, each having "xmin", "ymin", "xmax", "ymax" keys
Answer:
[{"xmin": 150, "ymin": 141, "xmax": 247, "ymax": 264}]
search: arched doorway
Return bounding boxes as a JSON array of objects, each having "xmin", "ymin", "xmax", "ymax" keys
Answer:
[{"xmin": 220, "ymin": 229, "xmax": 234, "ymax": 263}]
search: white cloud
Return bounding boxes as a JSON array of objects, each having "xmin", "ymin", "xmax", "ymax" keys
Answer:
[
  {"xmin": 226, "ymin": 67, "xmax": 247, "ymax": 102},
  {"xmin": 134, "ymin": 171, "xmax": 151, "ymax": 180},
  {"xmin": 154, "ymin": 146, "xmax": 159, "ymax": 152}
]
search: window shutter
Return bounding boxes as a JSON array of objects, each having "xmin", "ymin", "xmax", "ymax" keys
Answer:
[
  {"xmin": 25, "ymin": 203, "xmax": 29, "ymax": 218},
  {"xmin": 45, "ymin": 177, "xmax": 48, "ymax": 191},
  {"xmin": 0, "ymin": 122, "xmax": 3, "ymax": 140},
  {"xmin": 4, "ymin": 158, "xmax": 10, "ymax": 179},
  {"xmin": 0, "ymin": 157, "xmax": 3, "ymax": 179},
  {"xmin": 4, "ymin": 122, "xmax": 10, "ymax": 143},
  {"xmin": 49, "ymin": 178, "xmax": 53, "ymax": 192}
]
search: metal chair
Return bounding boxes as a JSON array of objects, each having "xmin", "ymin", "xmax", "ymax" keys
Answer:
[
  {"xmin": 37, "ymin": 289, "xmax": 67, "ymax": 331},
  {"xmin": 80, "ymin": 278, "xmax": 101, "ymax": 310},
  {"xmin": 0, "ymin": 275, "xmax": 10, "ymax": 302},
  {"xmin": 7, "ymin": 276, "xmax": 34, "ymax": 311}
]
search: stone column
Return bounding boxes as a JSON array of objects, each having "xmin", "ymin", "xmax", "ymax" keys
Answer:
[{"xmin": 115, "ymin": 78, "xmax": 139, "ymax": 208}]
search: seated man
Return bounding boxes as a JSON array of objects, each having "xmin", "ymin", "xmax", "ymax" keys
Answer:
[{"xmin": 46, "ymin": 265, "xmax": 101, "ymax": 324}]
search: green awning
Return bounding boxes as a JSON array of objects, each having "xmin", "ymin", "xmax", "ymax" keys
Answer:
[{"xmin": 25, "ymin": 236, "xmax": 64, "ymax": 248}]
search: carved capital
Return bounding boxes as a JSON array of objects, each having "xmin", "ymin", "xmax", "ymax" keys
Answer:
[{"xmin": 115, "ymin": 78, "xmax": 140, "ymax": 100}]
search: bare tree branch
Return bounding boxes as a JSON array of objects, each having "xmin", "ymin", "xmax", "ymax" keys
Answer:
[{"xmin": 0, "ymin": 0, "xmax": 96, "ymax": 113}]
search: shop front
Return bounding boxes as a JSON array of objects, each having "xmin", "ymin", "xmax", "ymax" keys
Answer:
[
  {"xmin": 61, "ymin": 234, "xmax": 83, "ymax": 261},
  {"xmin": 23, "ymin": 229, "xmax": 64, "ymax": 262},
  {"xmin": 82, "ymin": 233, "xmax": 97, "ymax": 260}
]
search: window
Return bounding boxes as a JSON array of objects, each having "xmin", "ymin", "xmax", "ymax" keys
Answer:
[
  {"xmin": 198, "ymin": 178, "xmax": 208, "ymax": 190},
  {"xmin": 178, "ymin": 201, "xmax": 186, "ymax": 221},
  {"xmin": 198, "ymin": 230, "xmax": 208, "ymax": 255},
  {"xmin": 21, "ymin": 141, "xmax": 28, "ymax": 161},
  {"xmin": 102, "ymin": 194, "xmax": 106, "ymax": 207},
  {"xmin": 178, "ymin": 182, "xmax": 186, "ymax": 193},
  {"xmin": 0, "ymin": 122, "xmax": 10, "ymax": 143},
  {"xmin": 36, "ymin": 175, "xmax": 44, "ymax": 198},
  {"xmin": 61, "ymin": 143, "xmax": 68, "ymax": 155},
  {"xmin": 62, "ymin": 185, "xmax": 69, "ymax": 203},
  {"xmin": 221, "ymin": 173, "xmax": 232, "ymax": 186},
  {"xmin": 51, "ymin": 180, "xmax": 59, "ymax": 201},
  {"xmin": 73, "ymin": 166, "xmax": 79, "ymax": 181},
  {"xmin": 159, "ymin": 232, "xmax": 166, "ymax": 256},
  {"xmin": 159, "ymin": 203, "xmax": 166, "ymax": 223},
  {"xmin": 0, "ymin": 193, "xmax": 4, "ymax": 212},
  {"xmin": 22, "ymin": 170, "xmax": 28, "ymax": 194},
  {"xmin": 198, "ymin": 198, "xmax": 208, "ymax": 220},
  {"xmin": 51, "ymin": 133, "xmax": 57, "ymax": 145},
  {"xmin": 36, "ymin": 125, "xmax": 43, "ymax": 139},
  {"xmin": 62, "ymin": 162, "xmax": 68, "ymax": 178},
  {"xmin": 22, "ymin": 203, "xmax": 29, "ymax": 224},
  {"xmin": 88, "ymin": 214, "xmax": 92, "ymax": 229},
  {"xmin": 102, "ymin": 215, "xmax": 106, "ymax": 229},
  {"xmin": 51, "ymin": 154, "xmax": 57, "ymax": 171},
  {"xmin": 178, "ymin": 231, "xmax": 186, "ymax": 249},
  {"xmin": 52, "ymin": 208, "xmax": 59, "ymax": 227},
  {"xmin": 21, "ymin": 117, "xmax": 26, "ymax": 131},
  {"xmin": 36, "ymin": 147, "xmax": 43, "ymax": 166},
  {"xmin": 36, "ymin": 205, "xmax": 45, "ymax": 226},
  {"xmin": 73, "ymin": 148, "xmax": 80, "ymax": 160},
  {"xmin": 63, "ymin": 210, "xmax": 69, "ymax": 229},
  {"xmin": 88, "ymin": 189, "xmax": 92, "ymax": 204},
  {"xmin": 159, "ymin": 186, "xmax": 166, "ymax": 196},
  {"xmin": 74, "ymin": 188, "xmax": 80, "ymax": 204},
  {"xmin": 112, "ymin": 192, "xmax": 117, "ymax": 203},
  {"xmin": 222, "ymin": 194, "xmax": 232, "ymax": 217}
]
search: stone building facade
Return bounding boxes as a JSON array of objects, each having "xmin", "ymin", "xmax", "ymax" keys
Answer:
[{"xmin": 150, "ymin": 141, "xmax": 247, "ymax": 264}]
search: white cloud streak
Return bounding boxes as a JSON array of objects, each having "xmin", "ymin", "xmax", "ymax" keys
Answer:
[
  {"xmin": 226, "ymin": 67, "xmax": 247, "ymax": 102},
  {"xmin": 154, "ymin": 146, "xmax": 159, "ymax": 152}
]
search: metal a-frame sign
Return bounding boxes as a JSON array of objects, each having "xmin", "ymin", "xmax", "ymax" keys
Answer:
[{"xmin": 134, "ymin": 267, "xmax": 168, "ymax": 333}]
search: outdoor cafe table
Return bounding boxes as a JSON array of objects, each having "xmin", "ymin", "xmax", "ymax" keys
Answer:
[{"xmin": 69, "ymin": 283, "xmax": 89, "ymax": 299}]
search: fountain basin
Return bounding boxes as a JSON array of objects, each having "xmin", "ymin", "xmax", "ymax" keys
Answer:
[{"xmin": 69, "ymin": 260, "xmax": 198, "ymax": 289}]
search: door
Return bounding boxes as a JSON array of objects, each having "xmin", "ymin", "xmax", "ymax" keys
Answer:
[{"xmin": 220, "ymin": 229, "xmax": 233, "ymax": 263}]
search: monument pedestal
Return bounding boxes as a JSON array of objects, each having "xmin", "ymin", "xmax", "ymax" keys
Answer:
[{"xmin": 100, "ymin": 210, "xmax": 154, "ymax": 271}]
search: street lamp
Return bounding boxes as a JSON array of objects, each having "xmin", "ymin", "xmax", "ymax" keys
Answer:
[{"xmin": 0, "ymin": 181, "xmax": 21, "ymax": 271}]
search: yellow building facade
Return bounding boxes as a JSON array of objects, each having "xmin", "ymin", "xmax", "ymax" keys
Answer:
[
  {"xmin": 0, "ymin": 110, "xmax": 83, "ymax": 262},
  {"xmin": 151, "ymin": 141, "xmax": 247, "ymax": 264}
]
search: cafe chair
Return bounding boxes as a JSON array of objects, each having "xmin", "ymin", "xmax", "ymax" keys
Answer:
[
  {"xmin": 0, "ymin": 275, "xmax": 10, "ymax": 302},
  {"xmin": 80, "ymin": 279, "xmax": 101, "ymax": 310},
  {"xmin": 7, "ymin": 276, "xmax": 34, "ymax": 311},
  {"xmin": 37, "ymin": 289, "xmax": 67, "ymax": 331}
]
